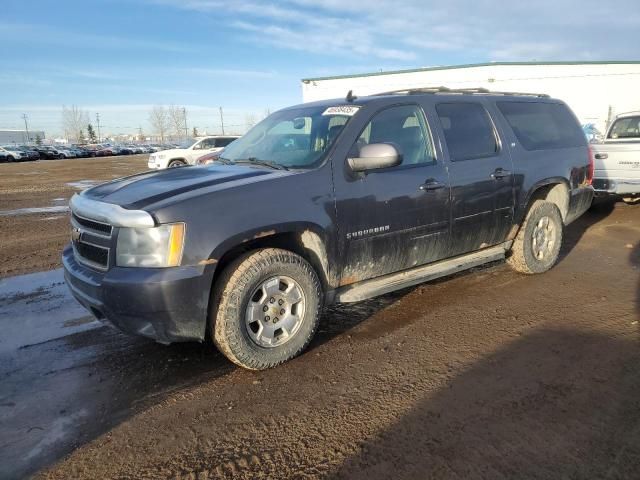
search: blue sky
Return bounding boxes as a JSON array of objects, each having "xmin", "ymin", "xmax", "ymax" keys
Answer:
[{"xmin": 1, "ymin": 0, "xmax": 639, "ymax": 137}]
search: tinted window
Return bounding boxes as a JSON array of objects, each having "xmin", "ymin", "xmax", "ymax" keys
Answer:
[
  {"xmin": 215, "ymin": 138, "xmax": 235, "ymax": 147},
  {"xmin": 497, "ymin": 101, "xmax": 585, "ymax": 150},
  {"xmin": 436, "ymin": 103, "xmax": 498, "ymax": 161},
  {"xmin": 356, "ymin": 105, "xmax": 435, "ymax": 165},
  {"xmin": 608, "ymin": 116, "xmax": 640, "ymax": 139}
]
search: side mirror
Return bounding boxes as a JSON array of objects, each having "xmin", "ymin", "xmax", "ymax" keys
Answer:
[{"xmin": 348, "ymin": 143, "xmax": 402, "ymax": 172}]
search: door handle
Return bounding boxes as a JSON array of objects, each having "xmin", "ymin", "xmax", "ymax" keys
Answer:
[
  {"xmin": 595, "ymin": 153, "xmax": 608, "ymax": 160},
  {"xmin": 419, "ymin": 179, "xmax": 445, "ymax": 191},
  {"xmin": 490, "ymin": 168, "xmax": 511, "ymax": 180}
]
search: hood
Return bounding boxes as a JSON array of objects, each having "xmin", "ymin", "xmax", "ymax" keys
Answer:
[{"xmin": 83, "ymin": 164, "xmax": 285, "ymax": 210}]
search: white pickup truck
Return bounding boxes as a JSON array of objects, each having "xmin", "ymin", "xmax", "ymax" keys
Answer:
[
  {"xmin": 148, "ymin": 135, "xmax": 239, "ymax": 169},
  {"xmin": 591, "ymin": 111, "xmax": 640, "ymax": 204}
]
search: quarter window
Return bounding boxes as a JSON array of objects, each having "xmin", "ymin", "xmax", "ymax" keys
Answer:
[
  {"xmin": 497, "ymin": 101, "xmax": 585, "ymax": 150},
  {"xmin": 436, "ymin": 103, "xmax": 498, "ymax": 161},
  {"xmin": 356, "ymin": 105, "xmax": 435, "ymax": 166}
]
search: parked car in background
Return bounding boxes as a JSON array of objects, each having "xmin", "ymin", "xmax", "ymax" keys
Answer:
[
  {"xmin": 591, "ymin": 111, "xmax": 640, "ymax": 204},
  {"xmin": 195, "ymin": 149, "xmax": 223, "ymax": 165},
  {"xmin": 148, "ymin": 135, "xmax": 240, "ymax": 169},
  {"xmin": 56, "ymin": 146, "xmax": 77, "ymax": 158},
  {"xmin": 17, "ymin": 145, "xmax": 40, "ymax": 160},
  {"xmin": 0, "ymin": 145, "xmax": 25, "ymax": 162},
  {"xmin": 582, "ymin": 123, "xmax": 604, "ymax": 144},
  {"xmin": 64, "ymin": 89, "xmax": 593, "ymax": 370},
  {"xmin": 33, "ymin": 146, "xmax": 64, "ymax": 159}
]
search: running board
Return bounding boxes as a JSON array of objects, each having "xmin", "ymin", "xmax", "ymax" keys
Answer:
[{"xmin": 334, "ymin": 243, "xmax": 509, "ymax": 303}]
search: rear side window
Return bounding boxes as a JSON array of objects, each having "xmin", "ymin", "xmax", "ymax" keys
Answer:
[
  {"xmin": 215, "ymin": 138, "xmax": 235, "ymax": 147},
  {"xmin": 497, "ymin": 101, "xmax": 585, "ymax": 150},
  {"xmin": 608, "ymin": 116, "xmax": 640, "ymax": 139},
  {"xmin": 436, "ymin": 103, "xmax": 498, "ymax": 161}
]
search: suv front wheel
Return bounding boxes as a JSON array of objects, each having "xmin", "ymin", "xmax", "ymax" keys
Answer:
[
  {"xmin": 211, "ymin": 248, "xmax": 322, "ymax": 370},
  {"xmin": 508, "ymin": 200, "xmax": 563, "ymax": 274}
]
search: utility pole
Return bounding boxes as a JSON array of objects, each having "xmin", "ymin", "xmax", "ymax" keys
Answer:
[
  {"xmin": 95, "ymin": 113, "xmax": 102, "ymax": 143},
  {"xmin": 219, "ymin": 106, "xmax": 225, "ymax": 135},
  {"xmin": 183, "ymin": 107, "xmax": 188, "ymax": 139},
  {"xmin": 138, "ymin": 126, "xmax": 143, "ymax": 143},
  {"xmin": 22, "ymin": 114, "xmax": 30, "ymax": 143}
]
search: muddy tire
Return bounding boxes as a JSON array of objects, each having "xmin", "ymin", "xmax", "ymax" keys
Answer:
[
  {"xmin": 622, "ymin": 196, "xmax": 640, "ymax": 205},
  {"xmin": 211, "ymin": 248, "xmax": 322, "ymax": 370},
  {"xmin": 508, "ymin": 200, "xmax": 563, "ymax": 274},
  {"xmin": 168, "ymin": 160, "xmax": 186, "ymax": 168}
]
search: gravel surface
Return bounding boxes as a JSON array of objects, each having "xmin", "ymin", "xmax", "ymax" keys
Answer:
[{"xmin": 0, "ymin": 155, "xmax": 148, "ymax": 278}]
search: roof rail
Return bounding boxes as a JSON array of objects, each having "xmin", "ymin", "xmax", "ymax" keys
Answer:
[{"xmin": 371, "ymin": 86, "xmax": 550, "ymax": 98}]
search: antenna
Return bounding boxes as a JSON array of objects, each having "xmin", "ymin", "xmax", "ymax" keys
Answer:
[{"xmin": 346, "ymin": 90, "xmax": 357, "ymax": 102}]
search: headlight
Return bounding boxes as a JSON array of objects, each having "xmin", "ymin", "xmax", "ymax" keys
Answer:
[{"xmin": 116, "ymin": 223, "xmax": 185, "ymax": 267}]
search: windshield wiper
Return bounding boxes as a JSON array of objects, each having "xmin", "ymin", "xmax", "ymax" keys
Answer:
[
  {"xmin": 234, "ymin": 157, "xmax": 289, "ymax": 170},
  {"xmin": 216, "ymin": 156, "xmax": 235, "ymax": 165}
]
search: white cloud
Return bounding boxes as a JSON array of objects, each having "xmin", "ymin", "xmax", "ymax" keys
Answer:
[{"xmin": 152, "ymin": 0, "xmax": 640, "ymax": 62}]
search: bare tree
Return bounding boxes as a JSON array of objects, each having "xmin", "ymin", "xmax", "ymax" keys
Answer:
[
  {"xmin": 62, "ymin": 105, "xmax": 89, "ymax": 143},
  {"xmin": 148, "ymin": 106, "xmax": 170, "ymax": 143},
  {"xmin": 244, "ymin": 113, "xmax": 257, "ymax": 132},
  {"xmin": 168, "ymin": 105, "xmax": 187, "ymax": 140}
]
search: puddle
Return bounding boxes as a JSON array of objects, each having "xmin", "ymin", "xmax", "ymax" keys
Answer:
[
  {"xmin": 0, "ymin": 206, "xmax": 69, "ymax": 217},
  {"xmin": 66, "ymin": 180, "xmax": 98, "ymax": 190},
  {"xmin": 0, "ymin": 269, "xmax": 99, "ymax": 354}
]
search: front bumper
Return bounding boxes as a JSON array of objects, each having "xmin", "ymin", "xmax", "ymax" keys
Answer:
[{"xmin": 63, "ymin": 245, "xmax": 213, "ymax": 344}]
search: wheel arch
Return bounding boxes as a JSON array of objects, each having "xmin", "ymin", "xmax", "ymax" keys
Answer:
[
  {"xmin": 519, "ymin": 179, "xmax": 570, "ymax": 225},
  {"xmin": 208, "ymin": 225, "xmax": 333, "ymax": 295}
]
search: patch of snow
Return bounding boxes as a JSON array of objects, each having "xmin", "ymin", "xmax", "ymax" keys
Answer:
[
  {"xmin": 65, "ymin": 180, "xmax": 98, "ymax": 190},
  {"xmin": 24, "ymin": 409, "xmax": 89, "ymax": 461},
  {"xmin": 0, "ymin": 206, "xmax": 69, "ymax": 217},
  {"xmin": 0, "ymin": 269, "xmax": 100, "ymax": 354}
]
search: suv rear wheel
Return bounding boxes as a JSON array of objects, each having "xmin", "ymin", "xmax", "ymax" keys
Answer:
[
  {"xmin": 508, "ymin": 200, "xmax": 563, "ymax": 274},
  {"xmin": 212, "ymin": 248, "xmax": 322, "ymax": 370}
]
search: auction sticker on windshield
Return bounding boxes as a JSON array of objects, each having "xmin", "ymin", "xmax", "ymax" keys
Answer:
[{"xmin": 322, "ymin": 106, "xmax": 361, "ymax": 116}]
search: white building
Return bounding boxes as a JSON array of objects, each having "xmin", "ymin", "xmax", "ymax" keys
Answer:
[
  {"xmin": 301, "ymin": 61, "xmax": 640, "ymax": 132},
  {"xmin": 0, "ymin": 129, "xmax": 46, "ymax": 144}
]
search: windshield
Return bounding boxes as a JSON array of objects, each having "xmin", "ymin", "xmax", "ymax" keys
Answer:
[
  {"xmin": 220, "ymin": 105, "xmax": 356, "ymax": 169},
  {"xmin": 177, "ymin": 138, "xmax": 197, "ymax": 149}
]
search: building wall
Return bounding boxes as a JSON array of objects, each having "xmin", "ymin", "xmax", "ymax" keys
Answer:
[
  {"xmin": 0, "ymin": 130, "xmax": 46, "ymax": 144},
  {"xmin": 301, "ymin": 62, "xmax": 640, "ymax": 132}
]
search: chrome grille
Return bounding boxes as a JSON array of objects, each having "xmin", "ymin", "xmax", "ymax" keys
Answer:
[{"xmin": 71, "ymin": 214, "xmax": 113, "ymax": 270}]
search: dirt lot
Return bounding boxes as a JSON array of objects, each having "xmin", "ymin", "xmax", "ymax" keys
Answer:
[
  {"xmin": 0, "ymin": 155, "xmax": 148, "ymax": 278},
  {"xmin": 0, "ymin": 157, "xmax": 639, "ymax": 479}
]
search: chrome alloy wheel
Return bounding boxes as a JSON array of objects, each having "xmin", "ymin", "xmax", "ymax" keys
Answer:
[
  {"xmin": 531, "ymin": 216, "xmax": 556, "ymax": 260},
  {"xmin": 245, "ymin": 276, "xmax": 306, "ymax": 348}
]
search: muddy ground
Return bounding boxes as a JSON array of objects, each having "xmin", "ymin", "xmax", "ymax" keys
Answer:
[
  {"xmin": 0, "ymin": 157, "xmax": 639, "ymax": 479},
  {"xmin": 0, "ymin": 155, "xmax": 148, "ymax": 278}
]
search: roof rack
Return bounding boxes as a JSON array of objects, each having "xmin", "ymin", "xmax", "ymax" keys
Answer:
[{"xmin": 371, "ymin": 86, "xmax": 549, "ymax": 98}]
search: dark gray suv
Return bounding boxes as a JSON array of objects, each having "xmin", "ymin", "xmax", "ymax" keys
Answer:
[{"xmin": 63, "ymin": 87, "xmax": 594, "ymax": 369}]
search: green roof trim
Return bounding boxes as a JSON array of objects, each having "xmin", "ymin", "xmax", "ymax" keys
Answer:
[{"xmin": 301, "ymin": 60, "xmax": 640, "ymax": 83}]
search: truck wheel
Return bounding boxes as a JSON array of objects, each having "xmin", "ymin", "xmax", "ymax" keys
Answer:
[
  {"xmin": 212, "ymin": 248, "xmax": 322, "ymax": 370},
  {"xmin": 6, "ymin": 156, "xmax": 14, "ymax": 162},
  {"xmin": 168, "ymin": 160, "xmax": 185, "ymax": 168},
  {"xmin": 508, "ymin": 200, "xmax": 563, "ymax": 274},
  {"xmin": 622, "ymin": 196, "xmax": 640, "ymax": 205}
]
